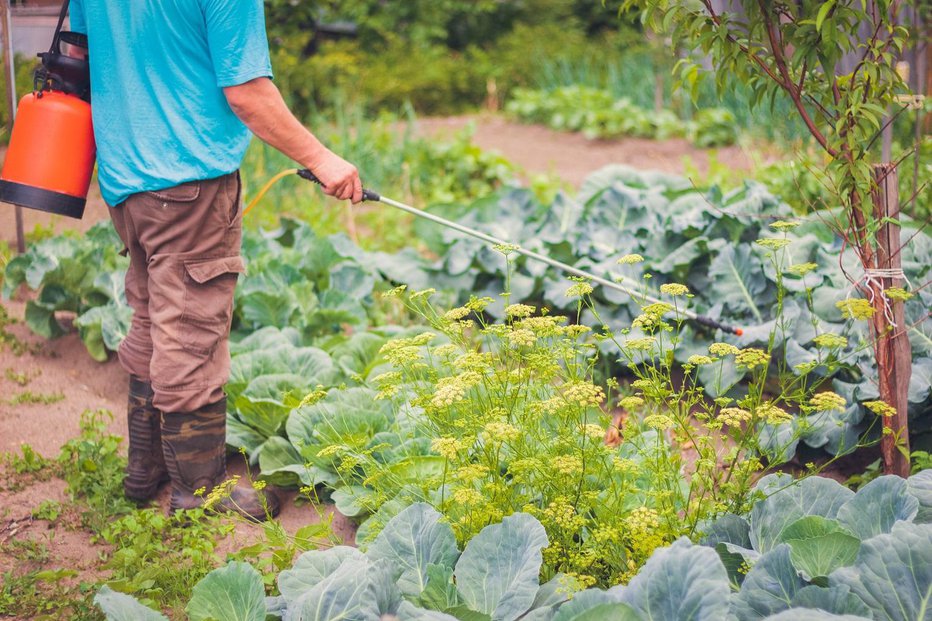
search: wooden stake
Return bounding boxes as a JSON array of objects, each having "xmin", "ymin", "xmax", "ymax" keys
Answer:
[{"xmin": 871, "ymin": 163, "xmax": 911, "ymax": 478}]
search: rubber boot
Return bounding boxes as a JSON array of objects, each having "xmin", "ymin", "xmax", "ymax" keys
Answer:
[
  {"xmin": 160, "ymin": 397, "xmax": 280, "ymax": 521},
  {"xmin": 124, "ymin": 375, "xmax": 170, "ymax": 501}
]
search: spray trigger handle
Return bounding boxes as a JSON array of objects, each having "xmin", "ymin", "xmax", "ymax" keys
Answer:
[{"xmin": 296, "ymin": 168, "xmax": 379, "ymax": 202}]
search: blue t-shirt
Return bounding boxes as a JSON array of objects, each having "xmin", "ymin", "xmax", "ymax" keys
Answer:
[{"xmin": 69, "ymin": 0, "xmax": 273, "ymax": 206}]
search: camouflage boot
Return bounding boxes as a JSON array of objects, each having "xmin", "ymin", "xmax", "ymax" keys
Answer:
[
  {"xmin": 124, "ymin": 375, "xmax": 170, "ymax": 501},
  {"xmin": 160, "ymin": 397, "xmax": 280, "ymax": 521}
]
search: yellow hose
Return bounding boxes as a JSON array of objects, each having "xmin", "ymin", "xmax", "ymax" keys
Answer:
[{"xmin": 242, "ymin": 168, "xmax": 299, "ymax": 217}]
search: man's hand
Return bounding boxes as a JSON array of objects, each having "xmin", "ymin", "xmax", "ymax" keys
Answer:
[
  {"xmin": 224, "ymin": 78, "xmax": 363, "ymax": 203},
  {"xmin": 307, "ymin": 149, "xmax": 363, "ymax": 203}
]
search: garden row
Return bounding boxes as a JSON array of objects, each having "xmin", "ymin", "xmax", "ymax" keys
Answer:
[{"xmin": 506, "ymin": 85, "xmax": 739, "ymax": 146}]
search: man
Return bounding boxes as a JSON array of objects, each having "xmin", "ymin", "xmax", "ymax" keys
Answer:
[{"xmin": 69, "ymin": 0, "xmax": 362, "ymax": 520}]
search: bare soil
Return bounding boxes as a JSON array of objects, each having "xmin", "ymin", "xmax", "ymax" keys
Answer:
[
  {"xmin": 0, "ymin": 115, "xmax": 764, "ymax": 616},
  {"xmin": 414, "ymin": 114, "xmax": 767, "ymax": 187}
]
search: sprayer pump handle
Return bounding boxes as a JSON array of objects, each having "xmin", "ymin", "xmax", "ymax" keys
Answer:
[{"xmin": 296, "ymin": 168, "xmax": 380, "ymax": 202}]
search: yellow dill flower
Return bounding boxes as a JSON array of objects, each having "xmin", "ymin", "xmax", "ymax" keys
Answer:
[
  {"xmin": 735, "ymin": 348, "xmax": 770, "ymax": 370},
  {"xmin": 431, "ymin": 372, "xmax": 480, "ymax": 408},
  {"xmin": 483, "ymin": 421, "xmax": 520, "ymax": 442},
  {"xmin": 316, "ymin": 445, "xmax": 347, "ymax": 458},
  {"xmin": 565, "ymin": 281, "xmax": 594, "ymax": 298},
  {"xmin": 626, "ymin": 337, "xmax": 656, "ymax": 351},
  {"xmin": 517, "ymin": 315, "xmax": 567, "ymax": 337},
  {"xmin": 884, "ymin": 287, "xmax": 913, "ymax": 302},
  {"xmin": 612, "ymin": 457, "xmax": 639, "ymax": 474},
  {"xmin": 465, "ymin": 296, "xmax": 495, "ymax": 312},
  {"xmin": 687, "ymin": 354, "xmax": 715, "ymax": 365},
  {"xmin": 580, "ymin": 423, "xmax": 605, "ymax": 439},
  {"xmin": 443, "ymin": 307, "xmax": 471, "ymax": 321},
  {"xmin": 755, "ymin": 237, "xmax": 792, "ymax": 250},
  {"xmin": 565, "ymin": 325, "xmax": 591, "ymax": 337},
  {"xmin": 864, "ymin": 400, "xmax": 896, "ymax": 417},
  {"xmin": 644, "ymin": 413, "xmax": 674, "ymax": 430},
  {"xmin": 809, "ymin": 391, "xmax": 846, "ymax": 412},
  {"xmin": 492, "ymin": 243, "xmax": 520, "ymax": 255},
  {"xmin": 836, "ymin": 298, "xmax": 875, "ymax": 320},
  {"xmin": 452, "ymin": 487, "xmax": 486, "ymax": 506},
  {"xmin": 562, "ymin": 381, "xmax": 605, "ymax": 407},
  {"xmin": 508, "ymin": 328, "xmax": 537, "ymax": 348},
  {"xmin": 432, "ymin": 343, "xmax": 459, "ymax": 359},
  {"xmin": 411, "ymin": 332, "xmax": 438, "ymax": 346},
  {"xmin": 410, "ymin": 288, "xmax": 436, "ymax": 300},
  {"xmin": 431, "ymin": 437, "xmax": 466, "ymax": 460},
  {"xmin": 454, "ymin": 464, "xmax": 490, "ymax": 482},
  {"xmin": 709, "ymin": 342, "xmax": 740, "ymax": 356},
  {"xmin": 383, "ymin": 285, "xmax": 407, "ymax": 297},
  {"xmin": 619, "ymin": 395, "xmax": 645, "ymax": 410},
  {"xmin": 757, "ymin": 402, "xmax": 793, "ymax": 425},
  {"xmin": 769, "ymin": 220, "xmax": 801, "ymax": 231},
  {"xmin": 659, "ymin": 283, "xmax": 690, "ymax": 296},
  {"xmin": 717, "ymin": 407, "xmax": 752, "ymax": 426},
  {"xmin": 813, "ymin": 333, "xmax": 848, "ymax": 349},
  {"xmin": 618, "ymin": 254, "xmax": 645, "ymax": 264},
  {"xmin": 787, "ymin": 262, "xmax": 818, "ymax": 276},
  {"xmin": 552, "ymin": 455, "xmax": 583, "ymax": 475},
  {"xmin": 298, "ymin": 388, "xmax": 328, "ymax": 407},
  {"xmin": 504, "ymin": 303, "xmax": 536, "ymax": 318}
]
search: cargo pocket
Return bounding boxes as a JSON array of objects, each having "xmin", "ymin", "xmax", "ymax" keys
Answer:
[
  {"xmin": 180, "ymin": 256, "xmax": 246, "ymax": 355},
  {"xmin": 142, "ymin": 180, "xmax": 201, "ymax": 219}
]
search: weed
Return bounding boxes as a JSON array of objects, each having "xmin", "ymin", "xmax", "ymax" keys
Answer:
[
  {"xmin": 912, "ymin": 450, "xmax": 932, "ymax": 473},
  {"xmin": 57, "ymin": 410, "xmax": 137, "ymax": 533},
  {"xmin": 5, "ymin": 389, "xmax": 65, "ymax": 405},
  {"xmin": 98, "ymin": 507, "xmax": 232, "ymax": 617},
  {"xmin": 4, "ymin": 366, "xmax": 33, "ymax": 386},
  {"xmin": 0, "ymin": 443, "xmax": 54, "ymax": 491},
  {"xmin": 32, "ymin": 499, "xmax": 64, "ymax": 523},
  {"xmin": 0, "ymin": 303, "xmax": 27, "ymax": 355},
  {"xmin": 0, "ymin": 538, "xmax": 100, "ymax": 620}
]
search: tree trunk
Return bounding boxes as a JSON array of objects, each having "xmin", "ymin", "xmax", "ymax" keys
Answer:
[{"xmin": 870, "ymin": 164, "xmax": 911, "ymax": 478}]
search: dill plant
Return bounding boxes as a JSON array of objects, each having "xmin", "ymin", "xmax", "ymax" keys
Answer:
[{"xmin": 316, "ymin": 237, "xmax": 884, "ymax": 588}]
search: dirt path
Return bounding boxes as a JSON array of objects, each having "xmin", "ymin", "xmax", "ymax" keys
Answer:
[
  {"xmin": 0, "ymin": 115, "xmax": 766, "ymax": 616},
  {"xmin": 414, "ymin": 114, "xmax": 767, "ymax": 187}
]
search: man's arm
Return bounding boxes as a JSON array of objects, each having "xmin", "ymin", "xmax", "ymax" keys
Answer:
[{"xmin": 224, "ymin": 77, "xmax": 362, "ymax": 203}]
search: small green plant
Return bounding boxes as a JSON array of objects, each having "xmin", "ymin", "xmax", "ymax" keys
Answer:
[
  {"xmin": 0, "ymin": 302, "xmax": 27, "ymax": 355},
  {"xmin": 5, "ymin": 366, "xmax": 33, "ymax": 386},
  {"xmin": 98, "ymin": 507, "xmax": 232, "ymax": 617},
  {"xmin": 57, "ymin": 409, "xmax": 137, "ymax": 532},
  {"xmin": 5, "ymin": 389, "xmax": 65, "ymax": 405},
  {"xmin": 0, "ymin": 443, "xmax": 54, "ymax": 491},
  {"xmin": 32, "ymin": 499, "xmax": 64, "ymax": 522},
  {"xmin": 0, "ymin": 538, "xmax": 99, "ymax": 620}
]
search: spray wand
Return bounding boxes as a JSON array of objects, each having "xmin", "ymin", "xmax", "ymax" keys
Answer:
[{"xmin": 243, "ymin": 168, "xmax": 744, "ymax": 336}]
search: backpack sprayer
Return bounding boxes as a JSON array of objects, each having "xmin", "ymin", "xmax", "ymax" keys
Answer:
[
  {"xmin": 244, "ymin": 168, "xmax": 744, "ymax": 336},
  {"xmin": 0, "ymin": 0, "xmax": 95, "ymax": 220}
]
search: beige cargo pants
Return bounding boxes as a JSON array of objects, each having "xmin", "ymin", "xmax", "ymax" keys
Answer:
[{"xmin": 108, "ymin": 171, "xmax": 244, "ymax": 413}]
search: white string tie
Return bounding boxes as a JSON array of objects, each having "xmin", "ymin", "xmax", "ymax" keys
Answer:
[{"xmin": 848, "ymin": 268, "xmax": 911, "ymax": 328}]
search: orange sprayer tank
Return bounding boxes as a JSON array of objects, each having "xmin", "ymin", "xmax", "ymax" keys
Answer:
[
  {"xmin": 0, "ymin": 6, "xmax": 94, "ymax": 220},
  {"xmin": 0, "ymin": 91, "xmax": 96, "ymax": 219}
]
